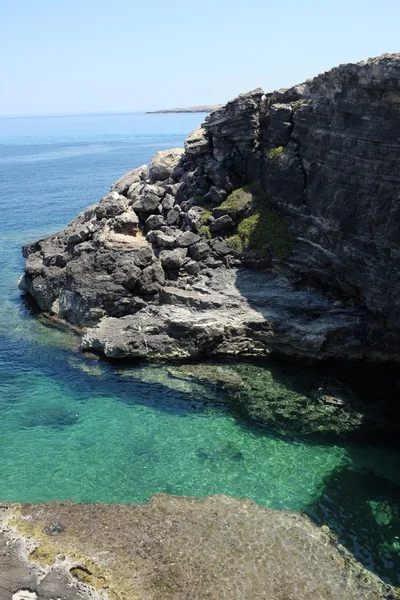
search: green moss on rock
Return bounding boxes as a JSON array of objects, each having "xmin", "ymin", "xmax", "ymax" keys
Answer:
[
  {"xmin": 268, "ymin": 146, "xmax": 286, "ymax": 160},
  {"xmin": 225, "ymin": 234, "xmax": 243, "ymax": 253},
  {"xmin": 200, "ymin": 225, "xmax": 211, "ymax": 239},
  {"xmin": 218, "ymin": 187, "xmax": 254, "ymax": 213},
  {"xmin": 200, "ymin": 210, "xmax": 212, "ymax": 224},
  {"xmin": 237, "ymin": 208, "xmax": 293, "ymax": 259},
  {"xmin": 222, "ymin": 184, "xmax": 292, "ymax": 259}
]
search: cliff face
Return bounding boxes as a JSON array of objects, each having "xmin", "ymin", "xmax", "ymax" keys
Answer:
[
  {"xmin": 179, "ymin": 55, "xmax": 400, "ymax": 332},
  {"xmin": 20, "ymin": 55, "xmax": 400, "ymax": 362}
]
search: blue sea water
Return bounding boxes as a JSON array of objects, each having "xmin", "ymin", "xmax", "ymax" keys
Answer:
[{"xmin": 0, "ymin": 112, "xmax": 399, "ymax": 586}]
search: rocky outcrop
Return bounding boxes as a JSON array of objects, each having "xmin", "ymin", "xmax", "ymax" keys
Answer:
[
  {"xmin": 2, "ymin": 498, "xmax": 398, "ymax": 600},
  {"xmin": 20, "ymin": 54, "xmax": 400, "ymax": 362}
]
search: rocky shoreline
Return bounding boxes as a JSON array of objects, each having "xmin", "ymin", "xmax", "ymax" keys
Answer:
[
  {"xmin": 2, "ymin": 496, "xmax": 399, "ymax": 600},
  {"xmin": 20, "ymin": 54, "xmax": 400, "ymax": 363}
]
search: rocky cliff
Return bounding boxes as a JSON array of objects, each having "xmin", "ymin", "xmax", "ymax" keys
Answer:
[{"xmin": 20, "ymin": 54, "xmax": 400, "ymax": 362}]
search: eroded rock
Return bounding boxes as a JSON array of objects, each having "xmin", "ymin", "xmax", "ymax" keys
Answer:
[
  {"xmin": 21, "ymin": 54, "xmax": 400, "ymax": 363},
  {"xmin": 1, "ymin": 498, "xmax": 397, "ymax": 600}
]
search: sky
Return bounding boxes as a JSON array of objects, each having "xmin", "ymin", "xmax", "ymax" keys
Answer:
[{"xmin": 1, "ymin": 0, "xmax": 399, "ymax": 116}]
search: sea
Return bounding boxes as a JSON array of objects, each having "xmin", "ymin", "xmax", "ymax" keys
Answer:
[{"xmin": 0, "ymin": 112, "xmax": 399, "ymax": 585}]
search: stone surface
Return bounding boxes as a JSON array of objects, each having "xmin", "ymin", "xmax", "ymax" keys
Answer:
[
  {"xmin": 1, "ymin": 498, "xmax": 397, "ymax": 600},
  {"xmin": 0, "ymin": 508, "xmax": 102, "ymax": 600},
  {"xmin": 81, "ymin": 269, "xmax": 387, "ymax": 362},
  {"xmin": 21, "ymin": 54, "xmax": 400, "ymax": 363},
  {"xmin": 149, "ymin": 148, "xmax": 185, "ymax": 183}
]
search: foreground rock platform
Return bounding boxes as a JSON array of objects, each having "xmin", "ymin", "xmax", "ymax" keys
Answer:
[
  {"xmin": 1, "ymin": 495, "xmax": 398, "ymax": 600},
  {"xmin": 20, "ymin": 54, "xmax": 400, "ymax": 363}
]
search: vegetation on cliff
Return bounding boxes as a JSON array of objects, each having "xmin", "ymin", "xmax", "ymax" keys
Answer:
[{"xmin": 217, "ymin": 183, "xmax": 294, "ymax": 259}]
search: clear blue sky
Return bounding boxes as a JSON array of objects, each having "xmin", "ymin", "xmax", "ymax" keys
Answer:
[{"xmin": 1, "ymin": 0, "xmax": 399, "ymax": 116}]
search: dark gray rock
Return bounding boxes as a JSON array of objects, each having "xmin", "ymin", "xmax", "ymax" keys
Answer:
[
  {"xmin": 138, "ymin": 262, "xmax": 165, "ymax": 294},
  {"xmin": 166, "ymin": 206, "xmax": 182, "ymax": 225},
  {"xmin": 209, "ymin": 214, "xmax": 234, "ymax": 234},
  {"xmin": 145, "ymin": 214, "xmax": 165, "ymax": 232},
  {"xmin": 147, "ymin": 231, "xmax": 176, "ymax": 249},
  {"xmin": 95, "ymin": 192, "xmax": 128, "ymax": 219},
  {"xmin": 160, "ymin": 248, "xmax": 187, "ymax": 271},
  {"xmin": 184, "ymin": 207, "xmax": 203, "ymax": 231},
  {"xmin": 162, "ymin": 193, "xmax": 175, "ymax": 211},
  {"xmin": 124, "ymin": 266, "xmax": 142, "ymax": 291},
  {"xmin": 210, "ymin": 238, "xmax": 234, "ymax": 256},
  {"xmin": 133, "ymin": 245, "xmax": 155, "ymax": 268},
  {"xmin": 203, "ymin": 186, "xmax": 228, "ymax": 205},
  {"xmin": 176, "ymin": 231, "xmax": 201, "ymax": 247},
  {"xmin": 132, "ymin": 193, "xmax": 161, "ymax": 215},
  {"xmin": 189, "ymin": 241, "xmax": 210, "ymax": 261}
]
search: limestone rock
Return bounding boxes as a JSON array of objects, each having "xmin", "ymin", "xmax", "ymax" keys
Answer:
[
  {"xmin": 2, "ymin": 499, "xmax": 396, "ymax": 600},
  {"xmin": 110, "ymin": 164, "xmax": 149, "ymax": 195},
  {"xmin": 20, "ymin": 54, "xmax": 400, "ymax": 364},
  {"xmin": 149, "ymin": 148, "xmax": 185, "ymax": 183}
]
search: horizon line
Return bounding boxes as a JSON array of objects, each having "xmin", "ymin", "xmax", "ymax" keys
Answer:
[{"xmin": 0, "ymin": 109, "xmax": 211, "ymax": 120}]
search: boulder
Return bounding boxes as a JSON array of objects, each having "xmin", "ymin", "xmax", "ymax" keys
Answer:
[
  {"xmin": 160, "ymin": 248, "xmax": 188, "ymax": 271},
  {"xmin": 133, "ymin": 245, "xmax": 155, "ymax": 268},
  {"xmin": 149, "ymin": 149, "xmax": 185, "ymax": 183},
  {"xmin": 132, "ymin": 193, "xmax": 161, "ymax": 215},
  {"xmin": 166, "ymin": 206, "xmax": 182, "ymax": 226},
  {"xmin": 189, "ymin": 242, "xmax": 210, "ymax": 262},
  {"xmin": 95, "ymin": 192, "xmax": 128, "ymax": 219},
  {"xmin": 111, "ymin": 164, "xmax": 149, "ymax": 195},
  {"xmin": 162, "ymin": 193, "xmax": 175, "ymax": 211},
  {"xmin": 145, "ymin": 214, "xmax": 165, "ymax": 232},
  {"xmin": 147, "ymin": 231, "xmax": 176, "ymax": 249},
  {"xmin": 138, "ymin": 262, "xmax": 165, "ymax": 294},
  {"xmin": 203, "ymin": 186, "xmax": 228, "ymax": 205},
  {"xmin": 124, "ymin": 266, "xmax": 142, "ymax": 291},
  {"xmin": 209, "ymin": 215, "xmax": 234, "ymax": 234},
  {"xmin": 176, "ymin": 231, "xmax": 201, "ymax": 247},
  {"xmin": 112, "ymin": 211, "xmax": 139, "ymax": 235}
]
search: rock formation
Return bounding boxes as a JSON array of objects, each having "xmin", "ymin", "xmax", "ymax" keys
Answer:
[
  {"xmin": 2, "ymin": 497, "xmax": 398, "ymax": 600},
  {"xmin": 20, "ymin": 54, "xmax": 400, "ymax": 362}
]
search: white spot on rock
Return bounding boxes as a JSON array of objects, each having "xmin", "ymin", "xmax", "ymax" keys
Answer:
[{"xmin": 12, "ymin": 590, "xmax": 37, "ymax": 600}]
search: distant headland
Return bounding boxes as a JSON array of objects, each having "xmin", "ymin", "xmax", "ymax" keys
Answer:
[{"xmin": 146, "ymin": 104, "xmax": 223, "ymax": 114}]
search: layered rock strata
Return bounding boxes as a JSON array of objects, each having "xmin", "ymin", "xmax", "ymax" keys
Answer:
[{"xmin": 20, "ymin": 54, "xmax": 400, "ymax": 362}]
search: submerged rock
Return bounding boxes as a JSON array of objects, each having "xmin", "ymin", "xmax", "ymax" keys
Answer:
[
  {"xmin": 169, "ymin": 361, "xmax": 381, "ymax": 437},
  {"xmin": 2, "ymin": 497, "xmax": 397, "ymax": 600},
  {"xmin": 21, "ymin": 54, "xmax": 400, "ymax": 363}
]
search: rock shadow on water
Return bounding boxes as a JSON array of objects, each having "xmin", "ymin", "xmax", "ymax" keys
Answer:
[
  {"xmin": 305, "ymin": 462, "xmax": 400, "ymax": 587},
  {"xmin": 160, "ymin": 357, "xmax": 400, "ymax": 444}
]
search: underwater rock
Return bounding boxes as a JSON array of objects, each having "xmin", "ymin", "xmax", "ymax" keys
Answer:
[
  {"xmin": 1, "ymin": 497, "xmax": 397, "ymax": 600},
  {"xmin": 167, "ymin": 360, "xmax": 399, "ymax": 438},
  {"xmin": 21, "ymin": 403, "xmax": 79, "ymax": 430}
]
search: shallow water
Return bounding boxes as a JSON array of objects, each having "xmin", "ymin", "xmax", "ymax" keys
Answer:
[{"xmin": 0, "ymin": 113, "xmax": 399, "ymax": 586}]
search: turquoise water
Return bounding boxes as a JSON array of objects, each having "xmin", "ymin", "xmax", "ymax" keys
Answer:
[{"xmin": 0, "ymin": 113, "xmax": 399, "ymax": 586}]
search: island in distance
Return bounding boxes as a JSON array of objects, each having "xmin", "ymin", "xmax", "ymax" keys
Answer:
[{"xmin": 146, "ymin": 104, "xmax": 223, "ymax": 113}]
